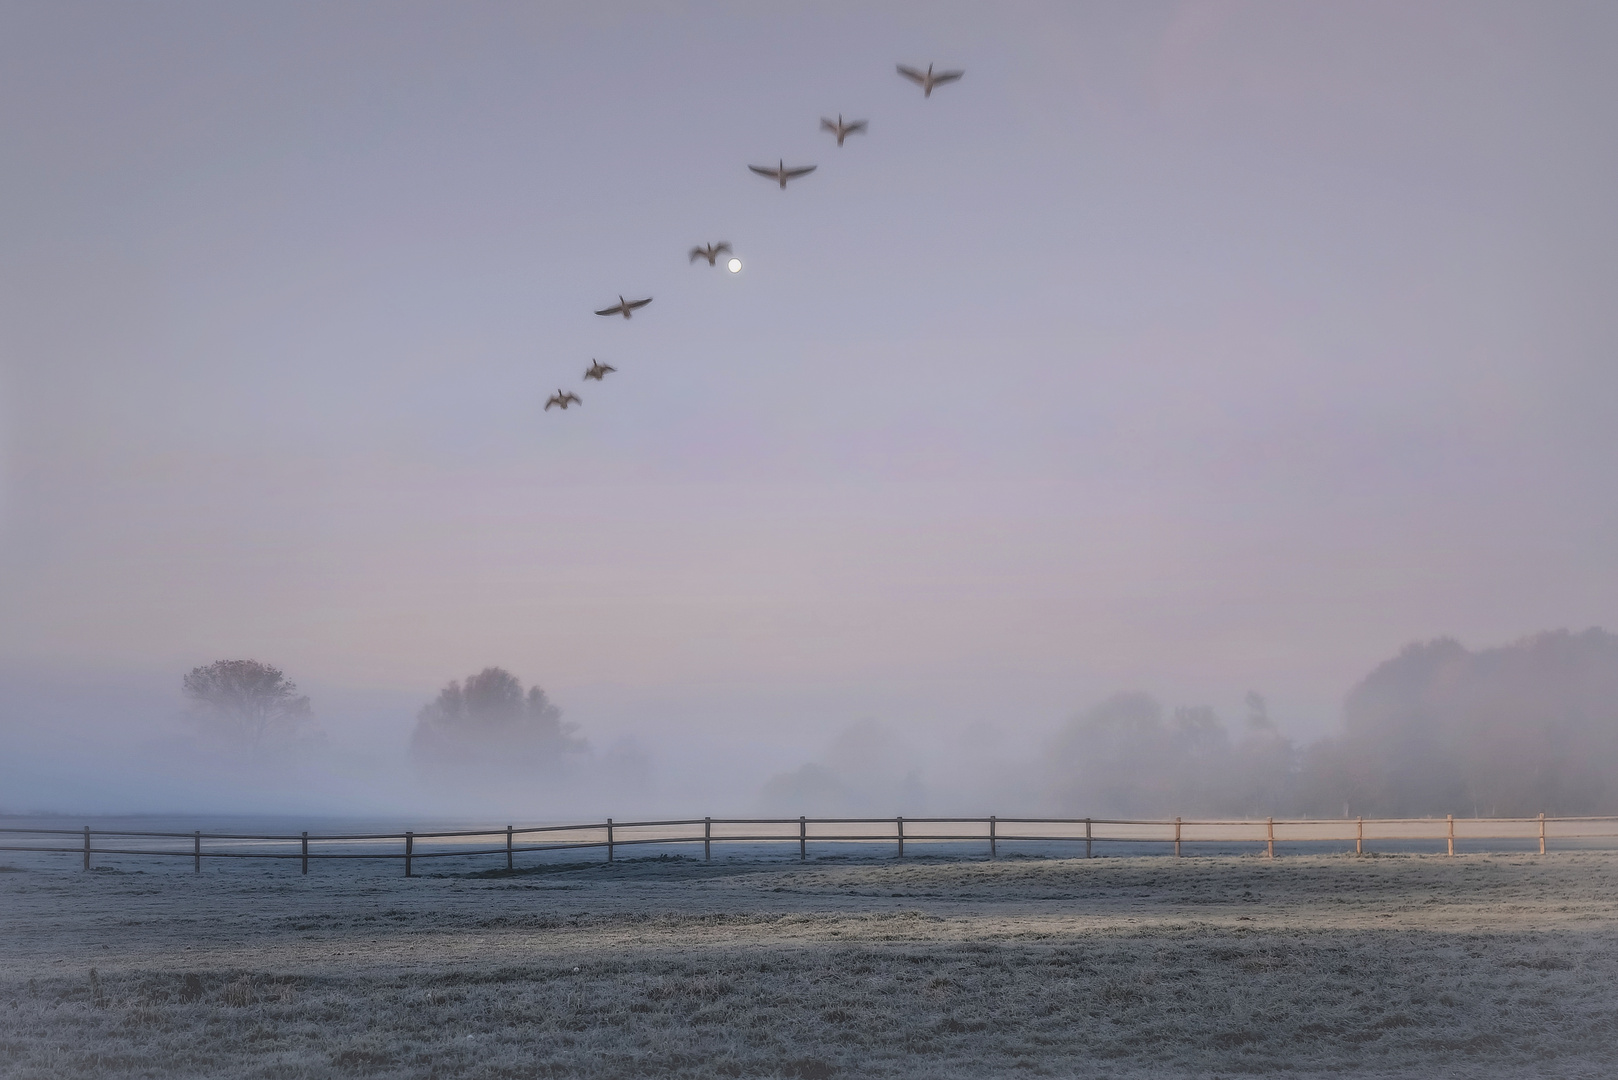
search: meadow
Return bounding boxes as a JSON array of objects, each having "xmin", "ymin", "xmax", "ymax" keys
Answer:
[{"xmin": 2, "ymin": 850, "xmax": 1615, "ymax": 1078}]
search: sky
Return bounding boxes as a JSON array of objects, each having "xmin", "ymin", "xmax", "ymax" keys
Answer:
[{"xmin": 2, "ymin": 2, "xmax": 1616, "ymax": 814}]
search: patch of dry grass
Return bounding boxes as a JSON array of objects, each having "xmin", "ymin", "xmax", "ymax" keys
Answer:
[{"xmin": 2, "ymin": 853, "xmax": 1615, "ymax": 1077}]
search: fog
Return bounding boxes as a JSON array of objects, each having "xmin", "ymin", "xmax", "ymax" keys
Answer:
[
  {"xmin": 5, "ymin": 628, "xmax": 1615, "ymax": 822},
  {"xmin": 2, "ymin": 3, "xmax": 1616, "ymax": 823}
]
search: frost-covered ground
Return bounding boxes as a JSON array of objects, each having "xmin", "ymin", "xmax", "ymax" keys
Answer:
[{"xmin": 2, "ymin": 851, "xmax": 1615, "ymax": 1078}]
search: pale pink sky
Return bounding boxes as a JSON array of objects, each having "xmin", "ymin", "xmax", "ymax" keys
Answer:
[{"xmin": 2, "ymin": 2, "xmax": 1615, "ymax": 810}]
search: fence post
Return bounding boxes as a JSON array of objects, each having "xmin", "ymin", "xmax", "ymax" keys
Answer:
[
  {"xmin": 405, "ymin": 832, "xmax": 413, "ymax": 877},
  {"xmin": 83, "ymin": 827, "xmax": 90, "ymax": 872},
  {"xmin": 301, "ymin": 832, "xmax": 308, "ymax": 875},
  {"xmin": 799, "ymin": 816, "xmax": 807, "ymax": 861},
  {"xmin": 1446, "ymin": 814, "xmax": 1454, "ymax": 856},
  {"xmin": 897, "ymin": 816, "xmax": 904, "ymax": 859},
  {"xmin": 195, "ymin": 831, "xmax": 202, "ymax": 874},
  {"xmin": 506, "ymin": 826, "xmax": 513, "ymax": 872},
  {"xmin": 607, "ymin": 819, "xmax": 614, "ymax": 863},
  {"xmin": 1266, "ymin": 817, "xmax": 1274, "ymax": 859},
  {"xmin": 989, "ymin": 815, "xmax": 997, "ymax": 860},
  {"xmin": 1085, "ymin": 818, "xmax": 1092, "ymax": 859},
  {"xmin": 1356, "ymin": 816, "xmax": 1363, "ymax": 856},
  {"xmin": 704, "ymin": 817, "xmax": 711, "ymax": 862},
  {"xmin": 1174, "ymin": 817, "xmax": 1182, "ymax": 858},
  {"xmin": 1539, "ymin": 812, "xmax": 1546, "ymax": 856}
]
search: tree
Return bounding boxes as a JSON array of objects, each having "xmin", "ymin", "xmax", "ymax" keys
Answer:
[
  {"xmin": 182, "ymin": 659, "xmax": 312, "ymax": 750},
  {"xmin": 1043, "ymin": 692, "xmax": 1299, "ymax": 816},
  {"xmin": 411, "ymin": 667, "xmax": 585, "ymax": 774},
  {"xmin": 1312, "ymin": 628, "xmax": 1618, "ymax": 816}
]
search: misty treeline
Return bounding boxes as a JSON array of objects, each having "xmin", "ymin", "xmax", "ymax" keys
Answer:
[
  {"xmin": 163, "ymin": 657, "xmax": 651, "ymax": 815},
  {"xmin": 410, "ymin": 666, "xmax": 585, "ymax": 777},
  {"xmin": 760, "ymin": 720, "xmax": 928, "ymax": 815},
  {"xmin": 181, "ymin": 628, "xmax": 1618, "ymax": 818},
  {"xmin": 180, "ymin": 660, "xmax": 590, "ymax": 780},
  {"xmin": 1304, "ymin": 628, "xmax": 1618, "ymax": 817},
  {"xmin": 1042, "ymin": 691, "xmax": 1294, "ymax": 818},
  {"xmin": 761, "ymin": 629, "xmax": 1618, "ymax": 819},
  {"xmin": 1040, "ymin": 628, "xmax": 1618, "ymax": 818}
]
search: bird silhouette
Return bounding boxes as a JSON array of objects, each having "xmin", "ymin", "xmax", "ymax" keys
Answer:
[
  {"xmin": 748, "ymin": 159, "xmax": 818, "ymax": 190},
  {"xmin": 689, "ymin": 242, "xmax": 733, "ymax": 266},
  {"xmin": 583, "ymin": 359, "xmax": 615, "ymax": 381},
  {"xmin": 820, "ymin": 115, "xmax": 868, "ymax": 146},
  {"xmin": 897, "ymin": 63, "xmax": 964, "ymax": 97},
  {"xmin": 545, "ymin": 390, "xmax": 581, "ymax": 411},
  {"xmin": 594, "ymin": 295, "xmax": 653, "ymax": 318}
]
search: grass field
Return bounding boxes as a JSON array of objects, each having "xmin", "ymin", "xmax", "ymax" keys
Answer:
[{"xmin": 2, "ymin": 851, "xmax": 1615, "ymax": 1077}]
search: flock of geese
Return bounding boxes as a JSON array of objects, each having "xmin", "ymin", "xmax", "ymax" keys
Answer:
[{"xmin": 545, "ymin": 61, "xmax": 965, "ymax": 413}]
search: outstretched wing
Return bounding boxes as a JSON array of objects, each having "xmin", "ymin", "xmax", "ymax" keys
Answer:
[
  {"xmin": 932, "ymin": 70, "xmax": 964, "ymax": 85},
  {"xmin": 748, "ymin": 164, "xmax": 782, "ymax": 179},
  {"xmin": 782, "ymin": 165, "xmax": 817, "ymax": 179},
  {"xmin": 714, "ymin": 242, "xmax": 732, "ymax": 254},
  {"xmin": 846, "ymin": 120, "xmax": 868, "ymax": 133},
  {"xmin": 689, "ymin": 247, "xmax": 705, "ymax": 262},
  {"xmin": 896, "ymin": 64, "xmax": 925, "ymax": 84},
  {"xmin": 599, "ymin": 364, "xmax": 616, "ymax": 374},
  {"xmin": 565, "ymin": 393, "xmax": 581, "ymax": 405},
  {"xmin": 545, "ymin": 395, "xmax": 561, "ymax": 410},
  {"xmin": 594, "ymin": 304, "xmax": 623, "ymax": 316},
  {"xmin": 625, "ymin": 297, "xmax": 652, "ymax": 311},
  {"xmin": 820, "ymin": 117, "xmax": 837, "ymax": 131}
]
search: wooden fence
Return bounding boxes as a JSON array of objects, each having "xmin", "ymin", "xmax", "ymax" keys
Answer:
[{"xmin": 5, "ymin": 814, "xmax": 1618, "ymax": 877}]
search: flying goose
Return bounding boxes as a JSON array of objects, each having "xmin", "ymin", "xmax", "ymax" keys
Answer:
[
  {"xmin": 820, "ymin": 115, "xmax": 868, "ymax": 146},
  {"xmin": 689, "ymin": 242, "xmax": 733, "ymax": 266},
  {"xmin": 594, "ymin": 295, "xmax": 653, "ymax": 318},
  {"xmin": 748, "ymin": 159, "xmax": 817, "ymax": 189},
  {"xmin": 583, "ymin": 359, "xmax": 615, "ymax": 381},
  {"xmin": 897, "ymin": 63, "xmax": 963, "ymax": 97},
  {"xmin": 545, "ymin": 390, "xmax": 581, "ymax": 411}
]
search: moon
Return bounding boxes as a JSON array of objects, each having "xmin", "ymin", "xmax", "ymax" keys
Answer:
[{"xmin": 727, "ymin": 258, "xmax": 742, "ymax": 273}]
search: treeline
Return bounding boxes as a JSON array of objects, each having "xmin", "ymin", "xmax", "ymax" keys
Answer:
[
  {"xmin": 1044, "ymin": 628, "xmax": 1618, "ymax": 818},
  {"xmin": 177, "ymin": 660, "xmax": 620, "ymax": 811},
  {"xmin": 1305, "ymin": 628, "xmax": 1618, "ymax": 817},
  {"xmin": 181, "ymin": 662, "xmax": 582, "ymax": 765},
  {"xmin": 1042, "ymin": 691, "xmax": 1294, "ymax": 818},
  {"xmin": 183, "ymin": 628, "xmax": 1618, "ymax": 818}
]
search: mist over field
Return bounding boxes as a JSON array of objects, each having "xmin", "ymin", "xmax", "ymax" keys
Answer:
[
  {"xmin": 4, "ymin": 628, "xmax": 1616, "ymax": 823},
  {"xmin": 2, "ymin": 3, "xmax": 1616, "ymax": 827}
]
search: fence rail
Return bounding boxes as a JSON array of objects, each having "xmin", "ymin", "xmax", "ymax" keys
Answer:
[{"xmin": 3, "ymin": 814, "xmax": 1615, "ymax": 877}]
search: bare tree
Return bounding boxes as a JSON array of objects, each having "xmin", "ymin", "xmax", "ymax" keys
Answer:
[{"xmin": 183, "ymin": 659, "xmax": 312, "ymax": 750}]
